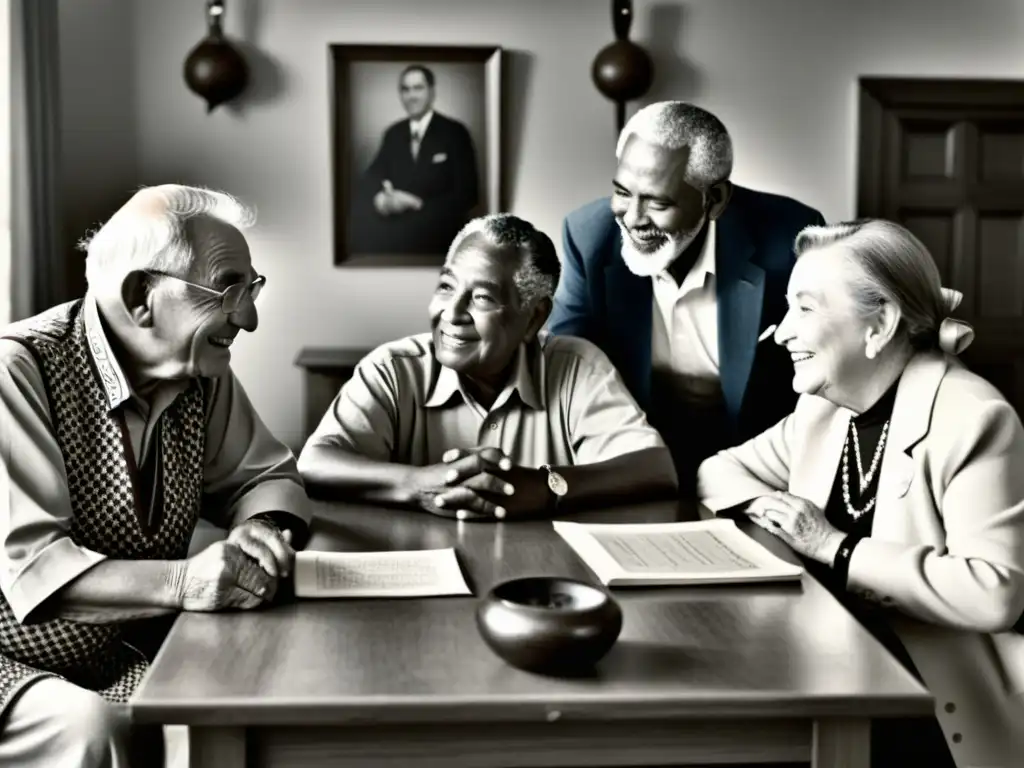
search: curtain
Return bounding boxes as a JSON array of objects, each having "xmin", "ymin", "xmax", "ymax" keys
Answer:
[
  {"xmin": 9, "ymin": 0, "xmax": 62, "ymax": 321},
  {"xmin": 0, "ymin": 1, "xmax": 10, "ymax": 325}
]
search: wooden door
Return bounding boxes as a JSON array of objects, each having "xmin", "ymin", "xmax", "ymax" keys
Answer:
[{"xmin": 858, "ymin": 77, "xmax": 1024, "ymax": 413}]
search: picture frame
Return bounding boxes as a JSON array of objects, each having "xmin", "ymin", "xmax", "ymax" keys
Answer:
[{"xmin": 329, "ymin": 44, "xmax": 503, "ymax": 267}]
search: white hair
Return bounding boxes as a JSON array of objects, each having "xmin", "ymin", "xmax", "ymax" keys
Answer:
[
  {"xmin": 795, "ymin": 220, "xmax": 947, "ymax": 350},
  {"xmin": 615, "ymin": 101, "xmax": 733, "ymax": 190},
  {"xmin": 445, "ymin": 213, "xmax": 560, "ymax": 307},
  {"xmin": 80, "ymin": 184, "xmax": 256, "ymax": 294}
]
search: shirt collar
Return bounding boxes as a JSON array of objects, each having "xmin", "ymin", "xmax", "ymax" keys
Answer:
[
  {"xmin": 697, "ymin": 219, "xmax": 717, "ymax": 277},
  {"xmin": 410, "ymin": 110, "xmax": 434, "ymax": 136},
  {"xmin": 83, "ymin": 294, "xmax": 189, "ymax": 414},
  {"xmin": 656, "ymin": 219, "xmax": 717, "ymax": 290},
  {"xmin": 83, "ymin": 294, "xmax": 133, "ymax": 411},
  {"xmin": 424, "ymin": 339, "xmax": 544, "ymax": 412}
]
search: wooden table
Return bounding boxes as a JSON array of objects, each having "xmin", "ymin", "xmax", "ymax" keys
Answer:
[{"xmin": 132, "ymin": 500, "xmax": 932, "ymax": 768}]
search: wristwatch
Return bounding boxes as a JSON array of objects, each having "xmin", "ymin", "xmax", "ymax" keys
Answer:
[{"xmin": 539, "ymin": 464, "xmax": 568, "ymax": 510}]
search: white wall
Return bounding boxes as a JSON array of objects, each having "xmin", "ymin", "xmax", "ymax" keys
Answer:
[
  {"xmin": 58, "ymin": 0, "xmax": 138, "ymax": 297},
  {"xmin": 58, "ymin": 0, "xmax": 1024, "ymax": 448}
]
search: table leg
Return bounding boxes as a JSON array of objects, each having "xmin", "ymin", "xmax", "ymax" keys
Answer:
[
  {"xmin": 812, "ymin": 717, "xmax": 870, "ymax": 768},
  {"xmin": 188, "ymin": 726, "xmax": 245, "ymax": 768}
]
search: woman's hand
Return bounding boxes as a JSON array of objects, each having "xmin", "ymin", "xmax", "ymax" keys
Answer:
[{"xmin": 748, "ymin": 492, "xmax": 846, "ymax": 563}]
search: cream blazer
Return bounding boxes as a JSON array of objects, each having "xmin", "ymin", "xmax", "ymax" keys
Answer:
[{"xmin": 697, "ymin": 351, "xmax": 1024, "ymax": 768}]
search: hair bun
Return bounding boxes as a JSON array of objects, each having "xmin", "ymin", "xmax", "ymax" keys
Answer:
[
  {"xmin": 940, "ymin": 286, "xmax": 964, "ymax": 313},
  {"xmin": 938, "ymin": 317, "xmax": 974, "ymax": 355}
]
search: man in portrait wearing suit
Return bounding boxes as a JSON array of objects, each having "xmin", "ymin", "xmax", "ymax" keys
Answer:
[
  {"xmin": 350, "ymin": 64, "xmax": 479, "ymax": 255},
  {"xmin": 548, "ymin": 101, "xmax": 825, "ymax": 493}
]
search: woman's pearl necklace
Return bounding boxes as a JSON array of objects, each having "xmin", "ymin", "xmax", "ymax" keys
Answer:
[{"xmin": 841, "ymin": 419, "xmax": 890, "ymax": 520}]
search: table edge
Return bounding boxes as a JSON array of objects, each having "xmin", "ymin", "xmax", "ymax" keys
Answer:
[{"xmin": 129, "ymin": 691, "xmax": 935, "ymax": 726}]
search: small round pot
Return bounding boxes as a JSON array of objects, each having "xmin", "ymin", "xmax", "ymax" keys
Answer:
[{"xmin": 475, "ymin": 577, "xmax": 623, "ymax": 676}]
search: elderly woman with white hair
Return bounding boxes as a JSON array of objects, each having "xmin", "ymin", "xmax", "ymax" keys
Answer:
[{"xmin": 697, "ymin": 219, "xmax": 1024, "ymax": 767}]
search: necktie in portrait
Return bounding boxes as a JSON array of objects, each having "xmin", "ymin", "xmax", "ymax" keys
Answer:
[{"xmin": 410, "ymin": 127, "xmax": 421, "ymax": 161}]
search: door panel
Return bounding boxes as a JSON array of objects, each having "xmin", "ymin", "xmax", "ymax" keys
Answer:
[{"xmin": 859, "ymin": 78, "xmax": 1024, "ymax": 414}]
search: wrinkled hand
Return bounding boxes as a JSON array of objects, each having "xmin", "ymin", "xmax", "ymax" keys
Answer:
[
  {"xmin": 488, "ymin": 463, "xmax": 553, "ymax": 519},
  {"xmin": 407, "ymin": 447, "xmax": 515, "ymax": 521},
  {"xmin": 178, "ymin": 541, "xmax": 277, "ymax": 612},
  {"xmin": 227, "ymin": 518, "xmax": 295, "ymax": 580},
  {"xmin": 748, "ymin": 491, "xmax": 844, "ymax": 563},
  {"xmin": 411, "ymin": 448, "xmax": 555, "ymax": 522}
]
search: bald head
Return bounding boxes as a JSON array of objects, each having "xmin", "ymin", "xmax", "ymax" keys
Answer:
[{"xmin": 121, "ymin": 186, "xmax": 174, "ymax": 218}]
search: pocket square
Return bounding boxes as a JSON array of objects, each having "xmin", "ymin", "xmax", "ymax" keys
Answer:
[{"xmin": 432, "ymin": 152, "xmax": 448, "ymax": 163}]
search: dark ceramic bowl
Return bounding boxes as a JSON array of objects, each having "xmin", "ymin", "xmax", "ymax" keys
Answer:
[{"xmin": 475, "ymin": 577, "xmax": 623, "ymax": 676}]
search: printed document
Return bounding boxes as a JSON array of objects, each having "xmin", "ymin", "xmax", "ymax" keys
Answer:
[
  {"xmin": 294, "ymin": 548, "xmax": 471, "ymax": 598},
  {"xmin": 552, "ymin": 518, "xmax": 803, "ymax": 586}
]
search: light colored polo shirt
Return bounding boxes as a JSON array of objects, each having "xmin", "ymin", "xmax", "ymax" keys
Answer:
[
  {"xmin": 651, "ymin": 220, "xmax": 721, "ymax": 404},
  {"xmin": 305, "ymin": 331, "xmax": 666, "ymax": 468}
]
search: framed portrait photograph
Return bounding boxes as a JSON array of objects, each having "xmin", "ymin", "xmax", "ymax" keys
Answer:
[{"xmin": 330, "ymin": 44, "xmax": 503, "ymax": 267}]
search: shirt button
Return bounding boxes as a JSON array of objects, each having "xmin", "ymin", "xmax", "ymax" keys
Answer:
[
  {"xmin": 944, "ymin": 702, "xmax": 956, "ymax": 713},
  {"xmin": 489, "ymin": 423, "xmax": 498, "ymax": 431},
  {"xmin": 952, "ymin": 733, "xmax": 962, "ymax": 744}
]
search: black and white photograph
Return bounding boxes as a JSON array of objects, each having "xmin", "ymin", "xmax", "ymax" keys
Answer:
[
  {"xmin": 5, "ymin": 1, "xmax": 1024, "ymax": 767},
  {"xmin": 330, "ymin": 44, "xmax": 502, "ymax": 265}
]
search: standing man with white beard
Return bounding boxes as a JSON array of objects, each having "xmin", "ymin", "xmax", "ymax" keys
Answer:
[{"xmin": 548, "ymin": 101, "xmax": 824, "ymax": 493}]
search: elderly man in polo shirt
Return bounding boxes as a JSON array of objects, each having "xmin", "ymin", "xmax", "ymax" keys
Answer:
[
  {"xmin": 299, "ymin": 213, "xmax": 677, "ymax": 520},
  {"xmin": 0, "ymin": 185, "xmax": 309, "ymax": 766}
]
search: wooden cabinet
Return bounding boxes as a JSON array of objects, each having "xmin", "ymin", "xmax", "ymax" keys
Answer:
[{"xmin": 294, "ymin": 347, "xmax": 371, "ymax": 440}]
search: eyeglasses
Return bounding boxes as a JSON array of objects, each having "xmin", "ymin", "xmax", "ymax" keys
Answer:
[{"xmin": 145, "ymin": 270, "xmax": 266, "ymax": 315}]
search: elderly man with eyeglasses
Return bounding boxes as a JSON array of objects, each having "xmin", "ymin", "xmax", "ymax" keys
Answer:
[{"xmin": 0, "ymin": 184, "xmax": 309, "ymax": 766}]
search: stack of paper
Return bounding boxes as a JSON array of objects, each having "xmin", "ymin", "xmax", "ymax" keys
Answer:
[
  {"xmin": 553, "ymin": 518, "xmax": 804, "ymax": 587},
  {"xmin": 293, "ymin": 548, "xmax": 471, "ymax": 598}
]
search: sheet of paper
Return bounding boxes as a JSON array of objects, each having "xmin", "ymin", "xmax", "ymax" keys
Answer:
[
  {"xmin": 588, "ymin": 529, "xmax": 761, "ymax": 574},
  {"xmin": 552, "ymin": 519, "xmax": 803, "ymax": 585},
  {"xmin": 294, "ymin": 548, "xmax": 471, "ymax": 598}
]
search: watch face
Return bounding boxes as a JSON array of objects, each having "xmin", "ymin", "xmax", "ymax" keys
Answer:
[{"xmin": 547, "ymin": 471, "xmax": 569, "ymax": 496}]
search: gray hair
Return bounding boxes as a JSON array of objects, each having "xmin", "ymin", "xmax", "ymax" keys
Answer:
[
  {"xmin": 794, "ymin": 219, "xmax": 947, "ymax": 350},
  {"xmin": 80, "ymin": 184, "xmax": 256, "ymax": 293},
  {"xmin": 615, "ymin": 101, "xmax": 733, "ymax": 190},
  {"xmin": 446, "ymin": 213, "xmax": 560, "ymax": 307}
]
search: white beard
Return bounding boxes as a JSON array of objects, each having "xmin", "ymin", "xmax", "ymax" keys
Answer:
[{"xmin": 616, "ymin": 217, "xmax": 706, "ymax": 278}]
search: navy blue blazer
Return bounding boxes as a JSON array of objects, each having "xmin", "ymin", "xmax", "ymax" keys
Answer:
[{"xmin": 547, "ymin": 186, "xmax": 825, "ymax": 443}]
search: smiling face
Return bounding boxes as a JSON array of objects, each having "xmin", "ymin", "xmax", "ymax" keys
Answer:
[
  {"xmin": 150, "ymin": 215, "xmax": 259, "ymax": 379},
  {"xmin": 399, "ymin": 68, "xmax": 434, "ymax": 120},
  {"xmin": 610, "ymin": 135, "xmax": 710, "ymax": 277},
  {"xmin": 774, "ymin": 244, "xmax": 882, "ymax": 404},
  {"xmin": 428, "ymin": 239, "xmax": 547, "ymax": 389}
]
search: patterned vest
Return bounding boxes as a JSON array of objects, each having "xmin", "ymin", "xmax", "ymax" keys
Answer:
[{"xmin": 0, "ymin": 300, "xmax": 206, "ymax": 712}]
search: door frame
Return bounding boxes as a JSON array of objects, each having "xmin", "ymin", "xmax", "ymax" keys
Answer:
[{"xmin": 858, "ymin": 77, "xmax": 1024, "ymax": 220}]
